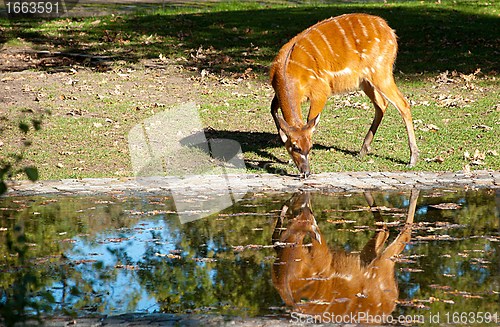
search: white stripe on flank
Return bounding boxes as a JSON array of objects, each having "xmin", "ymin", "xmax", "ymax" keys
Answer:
[
  {"xmin": 289, "ymin": 59, "xmax": 317, "ymax": 76},
  {"xmin": 313, "ymin": 27, "xmax": 335, "ymax": 59},
  {"xmin": 325, "ymin": 67, "xmax": 352, "ymax": 78},
  {"xmin": 333, "ymin": 19, "xmax": 353, "ymax": 50},
  {"xmin": 296, "ymin": 44, "xmax": 316, "ymax": 63},
  {"xmin": 304, "ymin": 36, "xmax": 325, "ymax": 64},
  {"xmin": 347, "ymin": 19, "xmax": 358, "ymax": 41},
  {"xmin": 368, "ymin": 17, "xmax": 378, "ymax": 34},
  {"xmin": 357, "ymin": 17, "xmax": 369, "ymax": 38},
  {"xmin": 368, "ymin": 19, "xmax": 381, "ymax": 54},
  {"xmin": 310, "ymin": 74, "xmax": 329, "ymax": 85}
]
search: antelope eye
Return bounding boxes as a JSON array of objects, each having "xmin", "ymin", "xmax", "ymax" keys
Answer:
[{"xmin": 292, "ymin": 145, "xmax": 302, "ymax": 153}]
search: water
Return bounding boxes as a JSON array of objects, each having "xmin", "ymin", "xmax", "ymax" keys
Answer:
[{"xmin": 0, "ymin": 188, "xmax": 498, "ymax": 324}]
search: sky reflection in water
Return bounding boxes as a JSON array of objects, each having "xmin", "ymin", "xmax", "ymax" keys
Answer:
[{"xmin": 0, "ymin": 188, "xmax": 498, "ymax": 322}]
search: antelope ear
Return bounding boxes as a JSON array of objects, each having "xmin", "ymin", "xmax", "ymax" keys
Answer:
[
  {"xmin": 306, "ymin": 114, "xmax": 321, "ymax": 132},
  {"xmin": 277, "ymin": 116, "xmax": 290, "ymax": 143},
  {"xmin": 279, "ymin": 129, "xmax": 288, "ymax": 143}
]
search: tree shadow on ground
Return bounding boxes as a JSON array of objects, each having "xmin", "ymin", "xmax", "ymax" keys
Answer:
[{"xmin": 1, "ymin": 4, "xmax": 498, "ymax": 74}]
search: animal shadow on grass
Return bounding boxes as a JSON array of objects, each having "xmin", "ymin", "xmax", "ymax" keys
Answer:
[
  {"xmin": 180, "ymin": 129, "xmax": 288, "ymax": 175},
  {"xmin": 180, "ymin": 129, "xmax": 407, "ymax": 176},
  {"xmin": 316, "ymin": 143, "xmax": 408, "ymax": 166}
]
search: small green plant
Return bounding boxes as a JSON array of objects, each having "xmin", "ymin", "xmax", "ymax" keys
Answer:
[
  {"xmin": 0, "ymin": 225, "xmax": 56, "ymax": 327},
  {"xmin": 0, "ymin": 112, "xmax": 46, "ymax": 326},
  {"xmin": 0, "ymin": 113, "xmax": 43, "ymax": 194}
]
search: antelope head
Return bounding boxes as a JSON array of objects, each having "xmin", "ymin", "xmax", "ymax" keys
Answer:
[{"xmin": 277, "ymin": 115, "xmax": 320, "ymax": 178}]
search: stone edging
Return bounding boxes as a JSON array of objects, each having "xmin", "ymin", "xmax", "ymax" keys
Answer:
[{"xmin": 5, "ymin": 170, "xmax": 499, "ymax": 197}]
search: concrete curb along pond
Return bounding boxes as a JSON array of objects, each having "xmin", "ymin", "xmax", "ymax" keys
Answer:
[{"xmin": 5, "ymin": 170, "xmax": 500, "ymax": 197}]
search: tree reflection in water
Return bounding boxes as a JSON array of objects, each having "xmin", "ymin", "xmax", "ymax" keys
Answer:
[{"xmin": 0, "ymin": 189, "xmax": 498, "ymax": 325}]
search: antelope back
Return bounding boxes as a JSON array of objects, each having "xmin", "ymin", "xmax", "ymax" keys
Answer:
[{"xmin": 271, "ymin": 13, "xmax": 398, "ymax": 98}]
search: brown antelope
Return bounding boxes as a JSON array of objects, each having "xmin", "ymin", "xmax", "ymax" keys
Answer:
[
  {"xmin": 272, "ymin": 190, "xmax": 418, "ymax": 322},
  {"xmin": 270, "ymin": 13, "xmax": 418, "ymax": 177}
]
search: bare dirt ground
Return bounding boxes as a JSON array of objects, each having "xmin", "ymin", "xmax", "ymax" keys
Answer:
[{"xmin": 0, "ymin": 39, "xmax": 268, "ymax": 179}]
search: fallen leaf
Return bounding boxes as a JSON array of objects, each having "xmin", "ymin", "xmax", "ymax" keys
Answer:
[
  {"xmin": 73, "ymin": 259, "xmax": 97, "ymax": 264},
  {"xmin": 415, "ymin": 234, "xmax": 462, "ymax": 241},
  {"xmin": 191, "ymin": 257, "xmax": 217, "ymax": 262},
  {"xmin": 400, "ymin": 268, "xmax": 424, "ymax": 273},
  {"xmin": 420, "ymin": 123, "xmax": 440, "ymax": 132},
  {"xmin": 327, "ymin": 219, "xmax": 357, "ymax": 224},
  {"xmin": 115, "ymin": 265, "xmax": 139, "ymax": 270},
  {"xmin": 107, "ymin": 238, "xmax": 127, "ymax": 243},
  {"xmin": 472, "ymin": 124, "xmax": 492, "ymax": 131},
  {"xmin": 436, "ymin": 70, "xmax": 454, "ymax": 84},
  {"xmin": 473, "ymin": 149, "xmax": 486, "ymax": 160},
  {"xmin": 471, "ymin": 160, "xmax": 485, "ymax": 166},
  {"xmin": 425, "ymin": 156, "xmax": 445, "ymax": 163},
  {"xmin": 429, "ymin": 203, "xmax": 462, "ymax": 210}
]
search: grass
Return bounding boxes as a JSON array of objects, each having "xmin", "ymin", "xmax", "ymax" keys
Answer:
[{"xmin": 0, "ymin": 0, "xmax": 498, "ymax": 179}]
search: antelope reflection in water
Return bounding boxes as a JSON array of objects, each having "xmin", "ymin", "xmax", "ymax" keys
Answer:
[{"xmin": 272, "ymin": 190, "xmax": 419, "ymax": 321}]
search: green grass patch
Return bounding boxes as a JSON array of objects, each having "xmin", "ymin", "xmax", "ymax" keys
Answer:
[{"xmin": 0, "ymin": 0, "xmax": 498, "ymax": 179}]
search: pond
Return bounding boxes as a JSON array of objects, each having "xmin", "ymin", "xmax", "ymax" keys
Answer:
[{"xmin": 0, "ymin": 188, "xmax": 498, "ymax": 325}]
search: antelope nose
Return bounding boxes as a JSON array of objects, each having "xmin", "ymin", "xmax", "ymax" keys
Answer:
[
  {"xmin": 300, "ymin": 165, "xmax": 311, "ymax": 179},
  {"xmin": 298, "ymin": 158, "xmax": 311, "ymax": 179}
]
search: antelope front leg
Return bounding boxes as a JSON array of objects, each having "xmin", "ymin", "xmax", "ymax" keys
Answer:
[
  {"xmin": 271, "ymin": 95, "xmax": 281, "ymax": 134},
  {"xmin": 360, "ymin": 106, "xmax": 384, "ymax": 158},
  {"xmin": 360, "ymin": 81, "xmax": 388, "ymax": 158}
]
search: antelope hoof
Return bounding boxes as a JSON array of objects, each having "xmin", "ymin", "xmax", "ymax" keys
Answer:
[
  {"xmin": 408, "ymin": 153, "xmax": 418, "ymax": 168},
  {"xmin": 359, "ymin": 145, "xmax": 370, "ymax": 158}
]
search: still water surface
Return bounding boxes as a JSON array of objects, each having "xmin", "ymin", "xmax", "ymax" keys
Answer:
[{"xmin": 0, "ymin": 188, "xmax": 498, "ymax": 323}]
